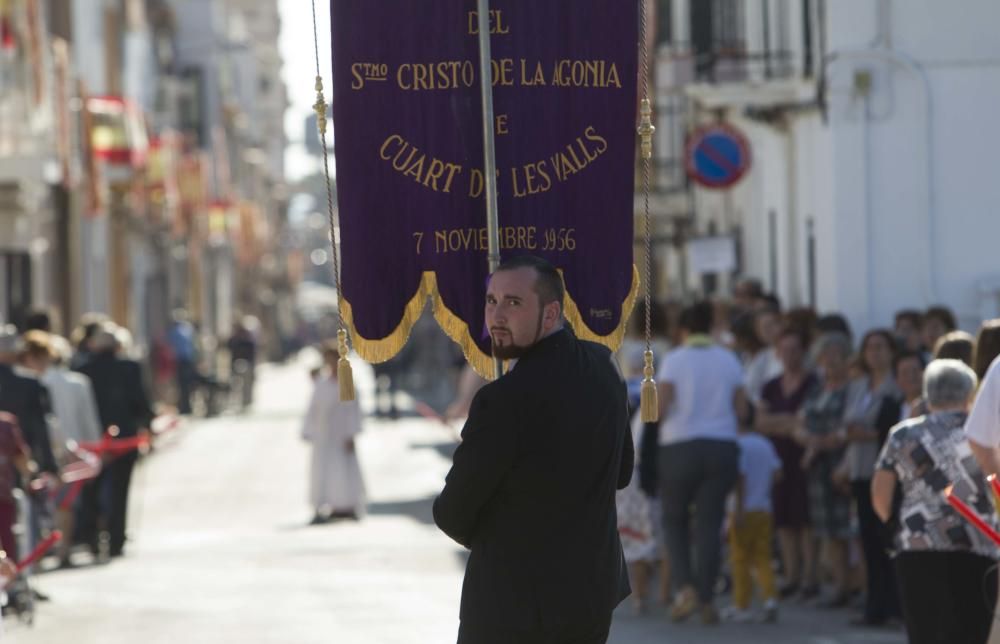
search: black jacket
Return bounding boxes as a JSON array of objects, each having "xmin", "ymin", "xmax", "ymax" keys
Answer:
[
  {"xmin": 433, "ymin": 328, "xmax": 633, "ymax": 632},
  {"xmin": 0, "ymin": 364, "xmax": 57, "ymax": 473},
  {"xmin": 76, "ymin": 353, "xmax": 154, "ymax": 438}
]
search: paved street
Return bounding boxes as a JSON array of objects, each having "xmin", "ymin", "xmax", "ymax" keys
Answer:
[{"xmin": 14, "ymin": 356, "xmax": 906, "ymax": 644}]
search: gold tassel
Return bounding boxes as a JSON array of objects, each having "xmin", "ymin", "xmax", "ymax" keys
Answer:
[
  {"xmin": 640, "ymin": 349, "xmax": 658, "ymax": 423},
  {"xmin": 337, "ymin": 329, "xmax": 355, "ymax": 401},
  {"xmin": 638, "ymin": 99, "xmax": 656, "ymax": 160}
]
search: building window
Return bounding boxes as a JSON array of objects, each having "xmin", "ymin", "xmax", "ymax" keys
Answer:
[{"xmin": 656, "ymin": 0, "xmax": 672, "ymax": 45}]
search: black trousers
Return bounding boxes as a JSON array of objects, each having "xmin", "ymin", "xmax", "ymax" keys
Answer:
[
  {"xmin": 105, "ymin": 451, "xmax": 138, "ymax": 553},
  {"xmin": 74, "ymin": 452, "xmax": 138, "ymax": 552},
  {"xmin": 852, "ymin": 480, "xmax": 899, "ymax": 622},
  {"xmin": 659, "ymin": 439, "xmax": 739, "ymax": 603},
  {"xmin": 176, "ymin": 360, "xmax": 195, "ymax": 415},
  {"xmin": 457, "ymin": 613, "xmax": 612, "ymax": 644},
  {"xmin": 75, "ymin": 478, "xmax": 101, "ymax": 548},
  {"xmin": 896, "ymin": 551, "xmax": 998, "ymax": 644}
]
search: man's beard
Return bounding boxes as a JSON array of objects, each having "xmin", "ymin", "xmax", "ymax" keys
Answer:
[{"xmin": 490, "ymin": 311, "xmax": 544, "ymax": 361}]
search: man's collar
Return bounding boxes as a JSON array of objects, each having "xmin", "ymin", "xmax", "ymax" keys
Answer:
[
  {"xmin": 684, "ymin": 334, "xmax": 714, "ymax": 347},
  {"xmin": 505, "ymin": 326, "xmax": 573, "ymax": 371},
  {"xmin": 537, "ymin": 325, "xmax": 571, "ymax": 348}
]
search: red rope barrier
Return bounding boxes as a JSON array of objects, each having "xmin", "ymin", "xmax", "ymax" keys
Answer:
[{"xmin": 12, "ymin": 530, "xmax": 62, "ymax": 576}]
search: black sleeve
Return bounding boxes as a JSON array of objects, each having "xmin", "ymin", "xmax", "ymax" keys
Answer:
[
  {"xmin": 32, "ymin": 384, "xmax": 58, "ymax": 473},
  {"xmin": 616, "ymin": 406, "xmax": 634, "ymax": 490},
  {"xmin": 433, "ymin": 386, "xmax": 518, "ymax": 548},
  {"xmin": 128, "ymin": 362, "xmax": 155, "ymax": 428},
  {"xmin": 875, "ymin": 396, "xmax": 903, "ymax": 448}
]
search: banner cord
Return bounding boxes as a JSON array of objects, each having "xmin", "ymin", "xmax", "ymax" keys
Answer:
[
  {"xmin": 311, "ymin": 0, "xmax": 355, "ymax": 400},
  {"xmin": 638, "ymin": 0, "xmax": 659, "ymax": 423},
  {"xmin": 311, "ymin": 0, "xmax": 343, "ymax": 329}
]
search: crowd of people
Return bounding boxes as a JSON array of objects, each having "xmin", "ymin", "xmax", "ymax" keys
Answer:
[
  {"xmin": 0, "ymin": 307, "xmax": 265, "ymax": 624},
  {"xmin": 0, "ymin": 311, "xmax": 159, "ymax": 621},
  {"xmin": 616, "ymin": 277, "xmax": 1000, "ymax": 643}
]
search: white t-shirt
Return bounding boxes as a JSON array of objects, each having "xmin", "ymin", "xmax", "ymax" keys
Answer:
[
  {"xmin": 738, "ymin": 433, "xmax": 782, "ymax": 513},
  {"xmin": 656, "ymin": 344, "xmax": 744, "ymax": 446},
  {"xmin": 966, "ymin": 355, "xmax": 1000, "ymax": 448}
]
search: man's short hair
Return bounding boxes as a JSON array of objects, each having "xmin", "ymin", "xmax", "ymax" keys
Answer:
[
  {"xmin": 679, "ymin": 301, "xmax": 713, "ymax": 335},
  {"xmin": 893, "ymin": 350, "xmax": 926, "ymax": 374},
  {"xmin": 735, "ymin": 277, "xmax": 763, "ymax": 298},
  {"xmin": 24, "ymin": 309, "xmax": 51, "ymax": 333},
  {"xmin": 758, "ymin": 293, "xmax": 782, "ymax": 313},
  {"xmin": 816, "ymin": 314, "xmax": 853, "ymax": 343},
  {"xmin": 894, "ymin": 309, "xmax": 922, "ymax": 328},
  {"xmin": 71, "ymin": 312, "xmax": 110, "ymax": 350},
  {"xmin": 494, "ymin": 255, "xmax": 565, "ymax": 308},
  {"xmin": 90, "ymin": 324, "xmax": 121, "ymax": 354},
  {"xmin": 923, "ymin": 305, "xmax": 957, "ymax": 332}
]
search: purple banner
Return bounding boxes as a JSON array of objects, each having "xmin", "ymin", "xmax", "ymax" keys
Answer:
[{"xmin": 330, "ymin": 0, "xmax": 639, "ymax": 375}]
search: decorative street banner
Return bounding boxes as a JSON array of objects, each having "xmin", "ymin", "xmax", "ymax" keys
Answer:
[{"xmin": 330, "ymin": 0, "xmax": 639, "ymax": 376}]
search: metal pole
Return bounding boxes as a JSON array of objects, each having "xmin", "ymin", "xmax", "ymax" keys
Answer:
[{"xmin": 476, "ymin": 0, "xmax": 503, "ymax": 379}]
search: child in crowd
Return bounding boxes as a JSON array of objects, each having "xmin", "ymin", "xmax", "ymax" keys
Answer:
[{"xmin": 727, "ymin": 425, "xmax": 782, "ymax": 623}]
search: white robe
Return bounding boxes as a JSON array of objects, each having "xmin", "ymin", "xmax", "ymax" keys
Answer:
[{"xmin": 302, "ymin": 375, "xmax": 366, "ymax": 515}]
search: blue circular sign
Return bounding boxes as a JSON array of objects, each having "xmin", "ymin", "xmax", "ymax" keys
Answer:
[{"xmin": 685, "ymin": 124, "xmax": 751, "ymax": 189}]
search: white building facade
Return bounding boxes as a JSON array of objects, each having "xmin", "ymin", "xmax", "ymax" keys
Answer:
[{"xmin": 656, "ymin": 0, "xmax": 1000, "ymax": 333}]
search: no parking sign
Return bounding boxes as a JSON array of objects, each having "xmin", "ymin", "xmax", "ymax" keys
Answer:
[{"xmin": 685, "ymin": 124, "xmax": 751, "ymax": 189}]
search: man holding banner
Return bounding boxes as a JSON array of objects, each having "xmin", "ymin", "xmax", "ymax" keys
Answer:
[{"xmin": 434, "ymin": 255, "xmax": 633, "ymax": 644}]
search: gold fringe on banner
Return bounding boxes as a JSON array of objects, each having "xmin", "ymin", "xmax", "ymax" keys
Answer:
[
  {"xmin": 426, "ymin": 273, "xmax": 497, "ymax": 380},
  {"xmin": 341, "ymin": 267, "xmax": 641, "ymax": 380},
  {"xmin": 561, "ymin": 265, "xmax": 640, "ymax": 350},
  {"xmin": 339, "ymin": 275, "xmax": 433, "ymax": 364}
]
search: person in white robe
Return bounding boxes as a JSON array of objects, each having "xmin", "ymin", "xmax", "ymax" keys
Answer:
[{"xmin": 301, "ymin": 347, "xmax": 366, "ymax": 523}]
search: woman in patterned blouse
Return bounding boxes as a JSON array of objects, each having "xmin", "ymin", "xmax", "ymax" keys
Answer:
[
  {"xmin": 873, "ymin": 359, "xmax": 998, "ymax": 644},
  {"xmin": 795, "ymin": 332, "xmax": 854, "ymax": 607}
]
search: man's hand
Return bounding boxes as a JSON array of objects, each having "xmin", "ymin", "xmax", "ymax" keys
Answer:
[{"xmin": 345, "ymin": 438, "xmax": 355, "ymax": 453}]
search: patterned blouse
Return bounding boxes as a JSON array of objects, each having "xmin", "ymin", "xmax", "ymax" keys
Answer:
[{"xmin": 875, "ymin": 411, "xmax": 1000, "ymax": 558}]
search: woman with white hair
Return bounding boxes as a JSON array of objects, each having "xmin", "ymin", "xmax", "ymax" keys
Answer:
[{"xmin": 872, "ymin": 359, "xmax": 998, "ymax": 644}]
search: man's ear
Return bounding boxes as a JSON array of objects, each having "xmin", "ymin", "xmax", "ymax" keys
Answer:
[{"xmin": 543, "ymin": 301, "xmax": 561, "ymax": 329}]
